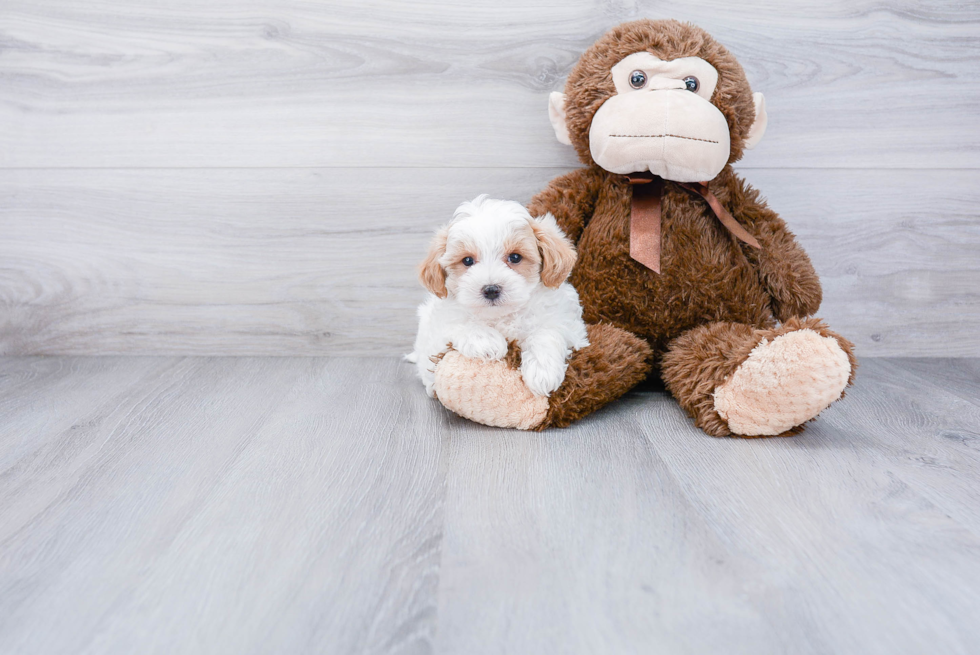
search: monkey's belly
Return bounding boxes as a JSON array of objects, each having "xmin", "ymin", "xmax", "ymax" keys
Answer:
[{"xmin": 570, "ymin": 210, "xmax": 775, "ymax": 356}]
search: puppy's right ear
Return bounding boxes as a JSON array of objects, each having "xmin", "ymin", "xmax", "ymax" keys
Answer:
[{"xmin": 419, "ymin": 226, "xmax": 449, "ymax": 298}]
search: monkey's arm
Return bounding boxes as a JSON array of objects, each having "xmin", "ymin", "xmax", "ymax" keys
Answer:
[
  {"xmin": 728, "ymin": 174, "xmax": 822, "ymax": 321},
  {"xmin": 527, "ymin": 167, "xmax": 603, "ymax": 244}
]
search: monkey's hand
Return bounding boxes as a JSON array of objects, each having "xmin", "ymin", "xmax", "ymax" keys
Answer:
[
  {"xmin": 527, "ymin": 168, "xmax": 604, "ymax": 244},
  {"xmin": 729, "ymin": 174, "xmax": 823, "ymax": 321},
  {"xmin": 756, "ymin": 241, "xmax": 824, "ymax": 321}
]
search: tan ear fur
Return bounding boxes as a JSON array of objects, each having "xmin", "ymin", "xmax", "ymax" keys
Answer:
[
  {"xmin": 419, "ymin": 226, "xmax": 449, "ymax": 298},
  {"xmin": 532, "ymin": 214, "xmax": 577, "ymax": 288}
]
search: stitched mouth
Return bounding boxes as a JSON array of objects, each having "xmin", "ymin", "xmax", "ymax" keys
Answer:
[{"xmin": 609, "ymin": 134, "xmax": 719, "ymax": 144}]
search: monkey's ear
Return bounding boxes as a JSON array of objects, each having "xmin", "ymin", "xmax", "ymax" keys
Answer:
[
  {"xmin": 548, "ymin": 92, "xmax": 573, "ymax": 146},
  {"xmin": 744, "ymin": 92, "xmax": 768, "ymax": 150},
  {"xmin": 532, "ymin": 213, "xmax": 577, "ymax": 288},
  {"xmin": 419, "ymin": 227, "xmax": 449, "ymax": 298}
]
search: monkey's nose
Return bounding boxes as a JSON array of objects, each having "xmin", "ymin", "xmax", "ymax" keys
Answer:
[
  {"xmin": 647, "ymin": 77, "xmax": 687, "ymax": 91},
  {"xmin": 482, "ymin": 285, "xmax": 501, "ymax": 300}
]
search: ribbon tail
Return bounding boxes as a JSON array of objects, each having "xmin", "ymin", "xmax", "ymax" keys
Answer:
[
  {"xmin": 627, "ymin": 175, "xmax": 664, "ymax": 273},
  {"xmin": 679, "ymin": 182, "xmax": 761, "ymax": 250}
]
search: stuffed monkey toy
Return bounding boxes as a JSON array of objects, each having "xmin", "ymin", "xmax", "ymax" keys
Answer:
[{"xmin": 429, "ymin": 19, "xmax": 856, "ymax": 436}]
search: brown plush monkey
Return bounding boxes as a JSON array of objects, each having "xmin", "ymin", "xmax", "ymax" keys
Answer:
[{"xmin": 430, "ymin": 19, "xmax": 856, "ymax": 437}]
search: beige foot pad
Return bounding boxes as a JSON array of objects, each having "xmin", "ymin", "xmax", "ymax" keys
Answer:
[
  {"xmin": 713, "ymin": 329, "xmax": 851, "ymax": 436},
  {"xmin": 433, "ymin": 351, "xmax": 548, "ymax": 430}
]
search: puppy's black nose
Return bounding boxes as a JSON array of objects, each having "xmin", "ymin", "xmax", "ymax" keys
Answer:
[{"xmin": 482, "ymin": 284, "xmax": 501, "ymax": 300}]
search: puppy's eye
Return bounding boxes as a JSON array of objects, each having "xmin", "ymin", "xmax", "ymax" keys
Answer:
[
  {"xmin": 683, "ymin": 76, "xmax": 699, "ymax": 92},
  {"xmin": 507, "ymin": 253, "xmax": 522, "ymax": 264},
  {"xmin": 462, "ymin": 256, "xmax": 474, "ymax": 267},
  {"xmin": 629, "ymin": 70, "xmax": 647, "ymax": 89}
]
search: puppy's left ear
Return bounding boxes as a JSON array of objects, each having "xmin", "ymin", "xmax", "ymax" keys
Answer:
[
  {"xmin": 531, "ymin": 213, "xmax": 576, "ymax": 288},
  {"xmin": 419, "ymin": 226, "xmax": 449, "ymax": 298}
]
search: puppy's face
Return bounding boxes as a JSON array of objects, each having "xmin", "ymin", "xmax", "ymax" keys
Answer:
[
  {"xmin": 419, "ymin": 196, "xmax": 576, "ymax": 315},
  {"xmin": 442, "ymin": 211, "xmax": 541, "ymax": 312}
]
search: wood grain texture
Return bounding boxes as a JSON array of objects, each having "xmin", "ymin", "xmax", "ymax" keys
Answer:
[
  {"xmin": 436, "ymin": 357, "xmax": 980, "ymax": 654},
  {"xmin": 1, "ymin": 167, "xmax": 977, "ymax": 356},
  {"xmin": 1, "ymin": 0, "xmax": 978, "ymax": 168},
  {"xmin": 0, "ymin": 357, "xmax": 448, "ymax": 654},
  {"xmin": 1, "ymin": 0, "xmax": 977, "ymax": 355},
  {"xmin": 1, "ymin": 356, "xmax": 979, "ymax": 654}
]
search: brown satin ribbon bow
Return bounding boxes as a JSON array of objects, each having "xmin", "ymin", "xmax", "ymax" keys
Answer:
[{"xmin": 626, "ymin": 172, "xmax": 761, "ymax": 274}]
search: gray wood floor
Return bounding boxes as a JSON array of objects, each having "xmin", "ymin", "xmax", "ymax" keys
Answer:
[{"xmin": 2, "ymin": 356, "xmax": 979, "ymax": 654}]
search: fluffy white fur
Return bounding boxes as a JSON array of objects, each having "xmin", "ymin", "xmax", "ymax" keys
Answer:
[{"xmin": 408, "ymin": 195, "xmax": 589, "ymax": 398}]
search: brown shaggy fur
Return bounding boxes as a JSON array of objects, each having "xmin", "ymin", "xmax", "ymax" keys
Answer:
[
  {"xmin": 660, "ymin": 317, "xmax": 857, "ymax": 437},
  {"xmin": 538, "ymin": 323, "xmax": 653, "ymax": 430},
  {"xmin": 524, "ymin": 19, "xmax": 853, "ymax": 436},
  {"xmin": 530, "ymin": 166, "xmax": 823, "ymax": 361}
]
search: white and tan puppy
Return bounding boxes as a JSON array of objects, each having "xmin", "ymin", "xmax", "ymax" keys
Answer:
[{"xmin": 409, "ymin": 195, "xmax": 589, "ymax": 398}]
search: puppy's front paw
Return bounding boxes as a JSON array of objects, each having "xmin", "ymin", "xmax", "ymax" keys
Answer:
[
  {"xmin": 520, "ymin": 358, "xmax": 566, "ymax": 397},
  {"xmin": 454, "ymin": 329, "xmax": 508, "ymax": 361}
]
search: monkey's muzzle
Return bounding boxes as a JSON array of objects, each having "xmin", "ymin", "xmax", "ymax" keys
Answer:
[{"xmin": 589, "ymin": 89, "xmax": 731, "ymax": 182}]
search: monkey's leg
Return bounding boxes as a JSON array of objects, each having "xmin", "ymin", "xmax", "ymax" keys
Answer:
[
  {"xmin": 432, "ymin": 323, "xmax": 652, "ymax": 430},
  {"xmin": 539, "ymin": 323, "xmax": 652, "ymax": 429},
  {"xmin": 660, "ymin": 318, "xmax": 857, "ymax": 437}
]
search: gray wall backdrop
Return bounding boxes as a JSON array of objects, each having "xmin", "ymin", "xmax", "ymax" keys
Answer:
[{"xmin": 1, "ymin": 0, "xmax": 977, "ymax": 357}]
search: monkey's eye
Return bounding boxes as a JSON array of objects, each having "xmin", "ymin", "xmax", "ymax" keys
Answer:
[
  {"xmin": 507, "ymin": 253, "xmax": 522, "ymax": 264},
  {"xmin": 462, "ymin": 256, "xmax": 474, "ymax": 267},
  {"xmin": 683, "ymin": 76, "xmax": 700, "ymax": 92},
  {"xmin": 629, "ymin": 70, "xmax": 647, "ymax": 89}
]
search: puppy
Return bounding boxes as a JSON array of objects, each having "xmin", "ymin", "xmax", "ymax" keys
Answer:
[{"xmin": 408, "ymin": 195, "xmax": 589, "ymax": 398}]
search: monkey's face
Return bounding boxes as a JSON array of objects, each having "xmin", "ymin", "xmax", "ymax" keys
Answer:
[
  {"xmin": 548, "ymin": 34, "xmax": 768, "ymax": 183},
  {"xmin": 588, "ymin": 53, "xmax": 730, "ymax": 182}
]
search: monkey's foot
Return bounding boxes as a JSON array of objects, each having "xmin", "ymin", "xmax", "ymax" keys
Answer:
[
  {"xmin": 431, "ymin": 323, "xmax": 652, "ymax": 430},
  {"xmin": 713, "ymin": 327, "xmax": 851, "ymax": 436},
  {"xmin": 661, "ymin": 317, "xmax": 857, "ymax": 437},
  {"xmin": 434, "ymin": 350, "xmax": 548, "ymax": 430}
]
